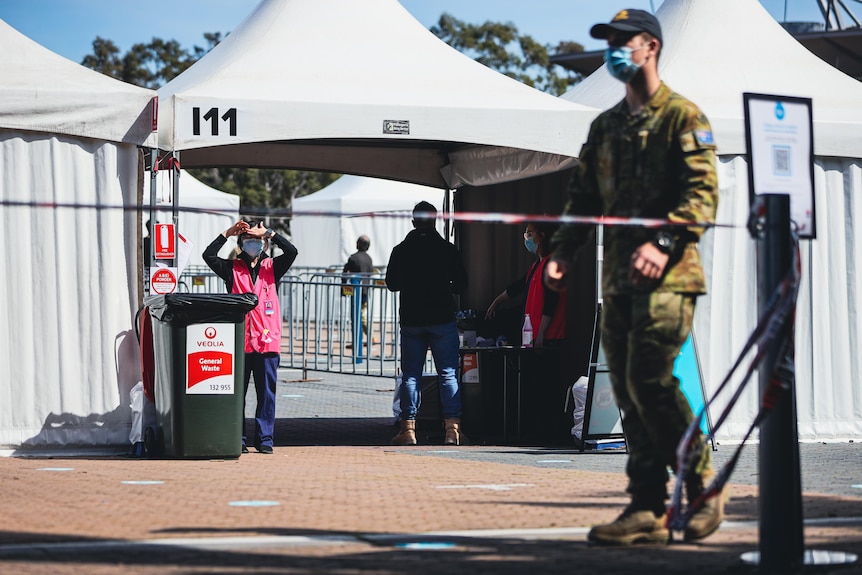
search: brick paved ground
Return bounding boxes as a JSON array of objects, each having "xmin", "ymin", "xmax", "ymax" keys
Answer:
[{"xmin": 1, "ymin": 370, "xmax": 860, "ymax": 574}]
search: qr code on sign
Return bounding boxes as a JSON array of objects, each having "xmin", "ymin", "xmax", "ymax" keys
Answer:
[{"xmin": 772, "ymin": 145, "xmax": 791, "ymax": 176}]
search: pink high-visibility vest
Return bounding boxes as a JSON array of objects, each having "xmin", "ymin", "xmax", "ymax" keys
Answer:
[{"xmin": 232, "ymin": 258, "xmax": 281, "ymax": 353}]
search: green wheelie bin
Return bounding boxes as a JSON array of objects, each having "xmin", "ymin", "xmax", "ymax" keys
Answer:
[{"xmin": 144, "ymin": 293, "xmax": 258, "ymax": 459}]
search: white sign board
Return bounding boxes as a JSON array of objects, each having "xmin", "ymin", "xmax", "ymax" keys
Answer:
[
  {"xmin": 743, "ymin": 93, "xmax": 816, "ymax": 238},
  {"xmin": 186, "ymin": 323, "xmax": 236, "ymax": 395}
]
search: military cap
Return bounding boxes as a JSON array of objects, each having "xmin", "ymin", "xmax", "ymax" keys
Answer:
[{"xmin": 590, "ymin": 9, "xmax": 663, "ymax": 46}]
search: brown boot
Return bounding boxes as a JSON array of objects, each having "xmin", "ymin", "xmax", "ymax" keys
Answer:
[
  {"xmin": 589, "ymin": 486, "xmax": 669, "ymax": 546},
  {"xmin": 684, "ymin": 468, "xmax": 729, "ymax": 541},
  {"xmin": 391, "ymin": 419, "xmax": 417, "ymax": 446},
  {"xmin": 588, "ymin": 505, "xmax": 669, "ymax": 546},
  {"xmin": 444, "ymin": 418, "xmax": 462, "ymax": 446}
]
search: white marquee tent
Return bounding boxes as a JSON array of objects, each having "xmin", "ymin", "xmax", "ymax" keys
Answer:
[
  {"xmin": 0, "ymin": 19, "xmax": 157, "ymax": 448},
  {"xmin": 290, "ymin": 175, "xmax": 444, "ymax": 270},
  {"xmin": 148, "ymin": 170, "xmax": 240, "ymax": 268},
  {"xmin": 156, "ymin": 0, "xmax": 599, "ymax": 189},
  {"xmin": 563, "ymin": 0, "xmax": 862, "ymax": 441}
]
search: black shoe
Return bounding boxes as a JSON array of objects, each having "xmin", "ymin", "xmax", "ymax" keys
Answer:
[
  {"xmin": 241, "ymin": 445, "xmax": 249, "ymax": 454},
  {"xmin": 258, "ymin": 445, "xmax": 273, "ymax": 454}
]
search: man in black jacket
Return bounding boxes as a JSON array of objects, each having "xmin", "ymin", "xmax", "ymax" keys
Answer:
[{"xmin": 386, "ymin": 202, "xmax": 468, "ymax": 446}]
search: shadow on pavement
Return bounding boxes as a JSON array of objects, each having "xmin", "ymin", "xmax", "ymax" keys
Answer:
[{"xmin": 0, "ymin": 527, "xmax": 776, "ymax": 575}]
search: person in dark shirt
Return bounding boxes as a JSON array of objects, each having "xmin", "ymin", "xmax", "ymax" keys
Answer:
[
  {"xmin": 386, "ymin": 202, "xmax": 468, "ymax": 446},
  {"xmin": 203, "ymin": 220, "xmax": 297, "ymax": 454},
  {"xmin": 486, "ymin": 221, "xmax": 567, "ymax": 348},
  {"xmin": 343, "ymin": 235, "xmax": 374, "ymax": 345}
]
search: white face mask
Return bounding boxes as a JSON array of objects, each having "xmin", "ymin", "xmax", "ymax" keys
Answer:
[{"xmin": 242, "ymin": 239, "xmax": 264, "ymax": 257}]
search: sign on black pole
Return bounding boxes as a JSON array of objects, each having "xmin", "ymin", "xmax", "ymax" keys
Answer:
[{"xmin": 741, "ymin": 93, "xmax": 856, "ymax": 571}]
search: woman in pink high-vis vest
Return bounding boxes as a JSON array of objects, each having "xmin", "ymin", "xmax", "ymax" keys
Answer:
[{"xmin": 204, "ymin": 220, "xmax": 298, "ymax": 454}]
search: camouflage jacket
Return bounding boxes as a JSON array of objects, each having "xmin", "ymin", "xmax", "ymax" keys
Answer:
[{"xmin": 551, "ymin": 82, "xmax": 718, "ymax": 295}]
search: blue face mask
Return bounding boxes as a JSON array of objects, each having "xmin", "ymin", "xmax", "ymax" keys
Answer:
[
  {"xmin": 524, "ymin": 238, "xmax": 538, "ymax": 254},
  {"xmin": 242, "ymin": 239, "xmax": 264, "ymax": 257},
  {"xmin": 604, "ymin": 45, "xmax": 645, "ymax": 83}
]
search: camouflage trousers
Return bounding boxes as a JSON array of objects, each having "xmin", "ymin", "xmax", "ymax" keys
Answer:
[{"xmin": 602, "ymin": 292, "xmax": 710, "ymax": 500}]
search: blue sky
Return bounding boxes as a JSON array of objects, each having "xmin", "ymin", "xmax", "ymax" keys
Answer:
[{"xmin": 0, "ymin": 0, "xmax": 826, "ymax": 65}]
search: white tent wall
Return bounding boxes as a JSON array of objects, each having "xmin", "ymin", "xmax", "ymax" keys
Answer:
[
  {"xmin": 560, "ymin": 0, "xmax": 862, "ymax": 442},
  {"xmin": 290, "ymin": 175, "xmax": 446, "ymax": 270},
  {"xmin": 696, "ymin": 158, "xmax": 862, "ymax": 442},
  {"xmin": 0, "ymin": 133, "xmax": 142, "ymax": 448},
  {"xmin": 148, "ymin": 170, "xmax": 240, "ymax": 268},
  {"xmin": 0, "ymin": 18, "xmax": 157, "ymax": 449}
]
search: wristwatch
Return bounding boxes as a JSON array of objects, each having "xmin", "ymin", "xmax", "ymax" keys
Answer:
[
  {"xmin": 266, "ymin": 229, "xmax": 275, "ymax": 239},
  {"xmin": 653, "ymin": 231, "xmax": 676, "ymax": 255}
]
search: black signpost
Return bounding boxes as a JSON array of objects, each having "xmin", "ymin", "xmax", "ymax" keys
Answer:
[{"xmin": 741, "ymin": 93, "xmax": 856, "ymax": 572}]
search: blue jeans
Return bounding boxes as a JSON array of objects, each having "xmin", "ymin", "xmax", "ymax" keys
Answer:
[
  {"xmin": 399, "ymin": 321, "xmax": 461, "ymax": 420},
  {"xmin": 242, "ymin": 351, "xmax": 280, "ymax": 448}
]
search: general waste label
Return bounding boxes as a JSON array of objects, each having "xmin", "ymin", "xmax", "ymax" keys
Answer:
[{"xmin": 186, "ymin": 323, "xmax": 235, "ymax": 394}]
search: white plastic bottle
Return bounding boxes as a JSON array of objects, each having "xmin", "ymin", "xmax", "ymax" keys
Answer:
[{"xmin": 522, "ymin": 314, "xmax": 533, "ymax": 348}]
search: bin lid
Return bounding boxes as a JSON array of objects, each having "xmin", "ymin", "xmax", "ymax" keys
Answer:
[{"xmin": 145, "ymin": 293, "xmax": 259, "ymax": 326}]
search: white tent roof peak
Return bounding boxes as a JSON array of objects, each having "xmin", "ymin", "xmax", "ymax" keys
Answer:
[
  {"xmin": 0, "ymin": 18, "xmax": 157, "ymax": 146},
  {"xmin": 157, "ymin": 0, "xmax": 599, "ymax": 188},
  {"xmin": 562, "ymin": 0, "xmax": 862, "ymax": 158}
]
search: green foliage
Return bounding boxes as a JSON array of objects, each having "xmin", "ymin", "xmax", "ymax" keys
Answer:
[
  {"xmin": 187, "ymin": 168, "xmax": 339, "ymax": 232},
  {"xmin": 431, "ymin": 13, "xmax": 583, "ymax": 96},
  {"xmin": 82, "ymin": 35, "xmax": 221, "ymax": 89}
]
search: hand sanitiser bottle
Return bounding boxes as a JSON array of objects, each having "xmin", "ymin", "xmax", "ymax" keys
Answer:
[{"xmin": 522, "ymin": 314, "xmax": 533, "ymax": 348}]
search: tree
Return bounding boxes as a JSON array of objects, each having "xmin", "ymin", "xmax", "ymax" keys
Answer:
[
  {"xmin": 430, "ymin": 14, "xmax": 584, "ymax": 96},
  {"xmin": 82, "ymin": 35, "xmax": 220, "ymax": 89},
  {"xmin": 189, "ymin": 168, "xmax": 339, "ymax": 231}
]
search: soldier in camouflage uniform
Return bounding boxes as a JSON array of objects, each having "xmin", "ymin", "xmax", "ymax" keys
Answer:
[{"xmin": 545, "ymin": 9, "xmax": 725, "ymax": 545}]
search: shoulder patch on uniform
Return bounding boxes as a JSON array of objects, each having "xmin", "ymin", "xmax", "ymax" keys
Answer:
[{"xmin": 695, "ymin": 130, "xmax": 714, "ymax": 146}]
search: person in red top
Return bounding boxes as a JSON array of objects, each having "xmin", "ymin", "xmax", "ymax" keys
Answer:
[
  {"xmin": 486, "ymin": 222, "xmax": 567, "ymax": 348},
  {"xmin": 203, "ymin": 220, "xmax": 297, "ymax": 454}
]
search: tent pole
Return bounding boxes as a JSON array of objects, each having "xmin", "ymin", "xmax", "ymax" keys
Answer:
[
  {"xmin": 172, "ymin": 151, "xmax": 180, "ymax": 272},
  {"xmin": 147, "ymin": 149, "xmax": 158, "ymax": 291},
  {"xmin": 442, "ymin": 188, "xmax": 451, "ymax": 240}
]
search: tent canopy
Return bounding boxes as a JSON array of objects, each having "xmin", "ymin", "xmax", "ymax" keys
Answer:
[
  {"xmin": 0, "ymin": 19, "xmax": 156, "ymax": 146},
  {"xmin": 290, "ymin": 175, "xmax": 444, "ymax": 269},
  {"xmin": 157, "ymin": 0, "xmax": 598, "ymax": 188},
  {"xmin": 561, "ymin": 0, "xmax": 862, "ymax": 158}
]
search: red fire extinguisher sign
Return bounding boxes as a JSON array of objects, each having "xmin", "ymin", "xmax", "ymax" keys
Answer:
[{"xmin": 154, "ymin": 223, "xmax": 175, "ymax": 259}]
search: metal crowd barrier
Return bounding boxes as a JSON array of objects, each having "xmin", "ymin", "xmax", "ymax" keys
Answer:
[{"xmin": 176, "ymin": 266, "xmax": 435, "ymax": 378}]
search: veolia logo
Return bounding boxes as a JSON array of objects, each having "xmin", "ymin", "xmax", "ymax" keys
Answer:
[
  {"xmin": 774, "ymin": 101, "xmax": 785, "ymax": 121},
  {"xmin": 198, "ymin": 326, "xmax": 224, "ymax": 347}
]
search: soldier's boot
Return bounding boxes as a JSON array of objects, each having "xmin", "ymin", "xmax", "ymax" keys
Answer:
[
  {"xmin": 684, "ymin": 468, "xmax": 729, "ymax": 541},
  {"xmin": 391, "ymin": 419, "xmax": 417, "ymax": 446},
  {"xmin": 444, "ymin": 418, "xmax": 462, "ymax": 446},
  {"xmin": 588, "ymin": 487, "xmax": 669, "ymax": 546}
]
